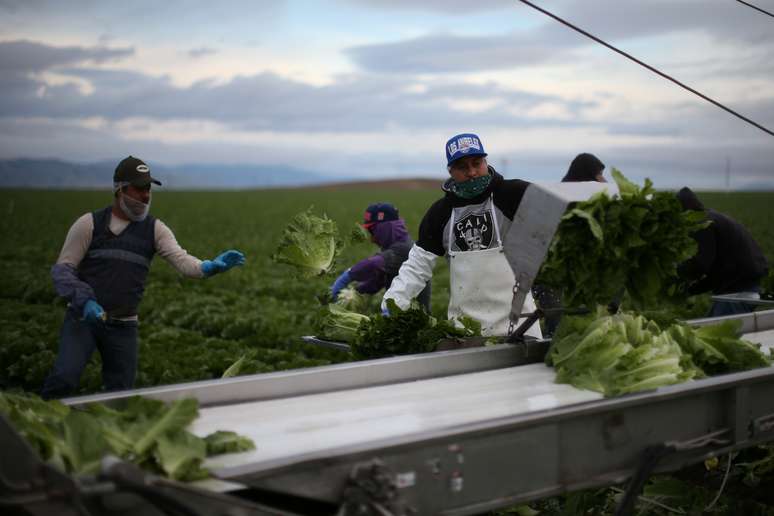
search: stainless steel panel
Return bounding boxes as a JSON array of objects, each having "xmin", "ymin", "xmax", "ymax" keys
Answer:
[
  {"xmin": 755, "ymin": 309, "xmax": 774, "ymax": 332},
  {"xmin": 232, "ymin": 366, "xmax": 774, "ymax": 514},
  {"xmin": 64, "ymin": 343, "xmax": 540, "ymax": 408}
]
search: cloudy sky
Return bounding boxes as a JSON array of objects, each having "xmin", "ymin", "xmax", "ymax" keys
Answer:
[{"xmin": 1, "ymin": 0, "xmax": 773, "ymax": 189}]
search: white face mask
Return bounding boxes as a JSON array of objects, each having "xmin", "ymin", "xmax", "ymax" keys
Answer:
[{"xmin": 119, "ymin": 191, "xmax": 151, "ymax": 221}]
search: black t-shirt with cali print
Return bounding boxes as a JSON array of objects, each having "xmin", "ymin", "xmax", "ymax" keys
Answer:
[{"xmin": 417, "ymin": 168, "xmax": 530, "ymax": 257}]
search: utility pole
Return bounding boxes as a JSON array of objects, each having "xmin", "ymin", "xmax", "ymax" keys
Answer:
[{"xmin": 725, "ymin": 156, "xmax": 731, "ymax": 191}]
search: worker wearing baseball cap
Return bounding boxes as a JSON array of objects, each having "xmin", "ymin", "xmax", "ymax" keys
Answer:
[
  {"xmin": 41, "ymin": 156, "xmax": 247, "ymax": 399},
  {"xmin": 382, "ymin": 133, "xmax": 542, "ymax": 338},
  {"xmin": 330, "ymin": 202, "xmax": 431, "ymax": 311}
]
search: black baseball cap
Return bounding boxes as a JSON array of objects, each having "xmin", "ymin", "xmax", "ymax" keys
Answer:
[{"xmin": 114, "ymin": 156, "xmax": 162, "ymax": 187}]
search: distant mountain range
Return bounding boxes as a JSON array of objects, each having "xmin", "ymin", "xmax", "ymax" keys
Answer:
[
  {"xmin": 0, "ymin": 158, "xmax": 342, "ymax": 189},
  {"xmin": 1, "ymin": 158, "xmax": 770, "ymax": 191}
]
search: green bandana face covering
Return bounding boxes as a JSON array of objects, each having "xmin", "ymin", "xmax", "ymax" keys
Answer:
[{"xmin": 451, "ymin": 173, "xmax": 492, "ymax": 199}]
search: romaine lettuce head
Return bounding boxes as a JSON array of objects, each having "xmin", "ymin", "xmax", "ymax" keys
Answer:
[
  {"xmin": 272, "ymin": 208, "xmax": 340, "ymax": 277},
  {"xmin": 313, "ymin": 303, "xmax": 370, "ymax": 343},
  {"xmin": 608, "ymin": 332, "xmax": 693, "ymax": 396},
  {"xmin": 548, "ymin": 310, "xmax": 769, "ymax": 398},
  {"xmin": 693, "ymin": 320, "xmax": 771, "ymax": 372},
  {"xmin": 348, "ymin": 222, "xmax": 371, "ymax": 245},
  {"xmin": 335, "ymin": 287, "xmax": 369, "ymax": 314}
]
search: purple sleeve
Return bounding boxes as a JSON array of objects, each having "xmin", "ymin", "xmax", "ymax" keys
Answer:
[
  {"xmin": 349, "ymin": 255, "xmax": 387, "ymax": 294},
  {"xmin": 51, "ymin": 263, "xmax": 96, "ymax": 312}
]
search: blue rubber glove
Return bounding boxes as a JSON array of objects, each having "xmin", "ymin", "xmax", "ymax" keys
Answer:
[
  {"xmin": 330, "ymin": 269, "xmax": 352, "ymax": 300},
  {"xmin": 201, "ymin": 249, "xmax": 246, "ymax": 277},
  {"xmin": 381, "ymin": 305, "xmax": 390, "ymax": 317},
  {"xmin": 82, "ymin": 299, "xmax": 105, "ymax": 325}
]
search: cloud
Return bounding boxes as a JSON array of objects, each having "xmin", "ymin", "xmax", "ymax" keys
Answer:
[
  {"xmin": 0, "ymin": 41, "xmax": 590, "ymax": 133},
  {"xmin": 353, "ymin": 0, "xmax": 774, "ymax": 45},
  {"xmin": 556, "ymin": 0, "xmax": 774, "ymax": 46},
  {"xmin": 342, "ymin": 0, "xmax": 515, "ymax": 12},
  {"xmin": 0, "ymin": 0, "xmax": 37, "ymax": 12},
  {"xmin": 0, "ymin": 39, "xmax": 133, "ymax": 73},
  {"xmin": 187, "ymin": 47, "xmax": 218, "ymax": 59},
  {"xmin": 346, "ymin": 0, "xmax": 774, "ymax": 74},
  {"xmin": 345, "ymin": 31, "xmax": 576, "ymax": 74}
]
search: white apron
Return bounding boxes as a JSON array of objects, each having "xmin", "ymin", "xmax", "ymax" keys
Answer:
[{"xmin": 447, "ymin": 197, "xmax": 542, "ymax": 338}]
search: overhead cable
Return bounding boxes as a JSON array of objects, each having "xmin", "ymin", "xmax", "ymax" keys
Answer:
[
  {"xmin": 736, "ymin": 0, "xmax": 774, "ymax": 19},
  {"xmin": 515, "ymin": 0, "xmax": 774, "ymax": 138}
]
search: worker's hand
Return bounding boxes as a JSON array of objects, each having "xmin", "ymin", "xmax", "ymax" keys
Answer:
[
  {"xmin": 82, "ymin": 299, "xmax": 106, "ymax": 325},
  {"xmin": 381, "ymin": 305, "xmax": 390, "ymax": 317},
  {"xmin": 202, "ymin": 250, "xmax": 246, "ymax": 277},
  {"xmin": 330, "ymin": 270, "xmax": 352, "ymax": 300}
]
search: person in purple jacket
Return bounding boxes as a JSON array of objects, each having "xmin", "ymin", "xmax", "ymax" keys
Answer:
[{"xmin": 330, "ymin": 203, "xmax": 431, "ymax": 312}]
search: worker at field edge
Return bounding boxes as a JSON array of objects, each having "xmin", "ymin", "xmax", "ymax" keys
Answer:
[
  {"xmin": 534, "ymin": 152, "xmax": 609, "ymax": 337},
  {"xmin": 561, "ymin": 152, "xmax": 607, "ymax": 183},
  {"xmin": 676, "ymin": 186, "xmax": 768, "ymax": 317},
  {"xmin": 381, "ymin": 133, "xmax": 542, "ymax": 338},
  {"xmin": 330, "ymin": 203, "xmax": 431, "ymax": 312},
  {"xmin": 41, "ymin": 156, "xmax": 246, "ymax": 399}
]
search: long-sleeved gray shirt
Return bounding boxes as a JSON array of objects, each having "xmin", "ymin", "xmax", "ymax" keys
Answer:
[{"xmin": 52, "ymin": 211, "xmax": 204, "ymax": 318}]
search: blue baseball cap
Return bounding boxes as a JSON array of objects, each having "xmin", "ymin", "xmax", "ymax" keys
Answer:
[
  {"xmin": 362, "ymin": 202, "xmax": 399, "ymax": 229},
  {"xmin": 445, "ymin": 133, "xmax": 487, "ymax": 166}
]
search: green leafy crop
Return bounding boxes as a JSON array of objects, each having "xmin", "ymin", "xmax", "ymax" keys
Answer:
[
  {"xmin": 547, "ymin": 309, "xmax": 770, "ymax": 397},
  {"xmin": 352, "ymin": 299, "xmax": 481, "ymax": 359},
  {"xmin": 271, "ymin": 207, "xmax": 340, "ymax": 277},
  {"xmin": 537, "ymin": 169, "xmax": 708, "ymax": 310},
  {"xmin": 0, "ymin": 393, "xmax": 255, "ymax": 482}
]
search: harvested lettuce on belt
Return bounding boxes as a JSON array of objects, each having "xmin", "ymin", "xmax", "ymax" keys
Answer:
[
  {"xmin": 313, "ymin": 303, "xmax": 370, "ymax": 343},
  {"xmin": 547, "ymin": 309, "xmax": 770, "ymax": 397},
  {"xmin": 537, "ymin": 169, "xmax": 708, "ymax": 310},
  {"xmin": 0, "ymin": 393, "xmax": 255, "ymax": 481},
  {"xmin": 272, "ymin": 207, "xmax": 340, "ymax": 277}
]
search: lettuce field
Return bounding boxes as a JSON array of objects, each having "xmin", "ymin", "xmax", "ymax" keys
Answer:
[{"xmin": 0, "ymin": 186, "xmax": 772, "ymax": 396}]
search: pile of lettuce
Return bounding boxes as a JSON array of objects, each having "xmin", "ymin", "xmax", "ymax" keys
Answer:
[
  {"xmin": 0, "ymin": 393, "xmax": 254, "ymax": 481},
  {"xmin": 547, "ymin": 310, "xmax": 771, "ymax": 397},
  {"xmin": 313, "ymin": 303, "xmax": 370, "ymax": 343},
  {"xmin": 537, "ymin": 169, "xmax": 708, "ymax": 310},
  {"xmin": 352, "ymin": 300, "xmax": 481, "ymax": 359},
  {"xmin": 312, "ymin": 286, "xmax": 387, "ymax": 343},
  {"xmin": 272, "ymin": 207, "xmax": 340, "ymax": 277}
]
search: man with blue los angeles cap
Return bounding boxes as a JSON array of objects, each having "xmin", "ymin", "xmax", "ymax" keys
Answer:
[
  {"xmin": 41, "ymin": 155, "xmax": 247, "ymax": 399},
  {"xmin": 330, "ymin": 202, "xmax": 431, "ymax": 311},
  {"xmin": 382, "ymin": 133, "xmax": 541, "ymax": 338}
]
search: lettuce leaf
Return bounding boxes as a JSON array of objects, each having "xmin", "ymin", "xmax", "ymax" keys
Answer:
[{"xmin": 272, "ymin": 207, "xmax": 340, "ymax": 277}]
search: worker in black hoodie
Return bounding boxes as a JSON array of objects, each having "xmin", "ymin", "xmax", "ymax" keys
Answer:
[{"xmin": 676, "ymin": 187, "xmax": 768, "ymax": 316}]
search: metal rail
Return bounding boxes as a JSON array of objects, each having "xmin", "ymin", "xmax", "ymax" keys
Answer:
[{"xmin": 65, "ymin": 340, "xmax": 550, "ymax": 408}]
